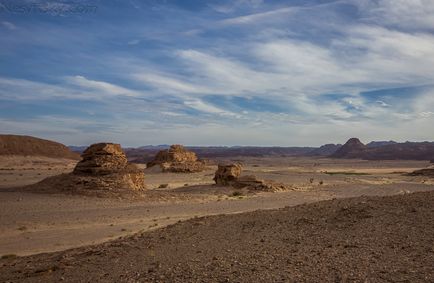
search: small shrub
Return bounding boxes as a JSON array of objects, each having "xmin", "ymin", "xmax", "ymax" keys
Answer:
[
  {"xmin": 231, "ymin": 191, "xmax": 243, "ymax": 197},
  {"xmin": 158, "ymin": 184, "xmax": 169, "ymax": 188},
  {"xmin": 1, "ymin": 254, "xmax": 17, "ymax": 260}
]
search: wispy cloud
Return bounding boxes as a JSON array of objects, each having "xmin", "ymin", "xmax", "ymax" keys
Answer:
[{"xmin": 1, "ymin": 0, "xmax": 433, "ymax": 145}]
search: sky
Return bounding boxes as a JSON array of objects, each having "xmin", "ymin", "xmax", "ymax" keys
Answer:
[{"xmin": 0, "ymin": 0, "xmax": 434, "ymax": 147}]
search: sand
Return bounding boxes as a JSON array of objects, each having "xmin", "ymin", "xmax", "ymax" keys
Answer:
[{"xmin": 0, "ymin": 156, "xmax": 432, "ymax": 258}]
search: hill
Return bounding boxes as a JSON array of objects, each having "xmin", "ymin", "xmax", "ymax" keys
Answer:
[
  {"xmin": 0, "ymin": 135, "xmax": 80, "ymax": 160},
  {"xmin": 331, "ymin": 138, "xmax": 434, "ymax": 160},
  {"xmin": 305, "ymin": 143, "xmax": 342, "ymax": 156}
]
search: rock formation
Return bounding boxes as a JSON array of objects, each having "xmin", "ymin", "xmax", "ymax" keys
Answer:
[
  {"xmin": 214, "ymin": 164, "xmax": 242, "ymax": 185},
  {"xmin": 213, "ymin": 163, "xmax": 289, "ymax": 192},
  {"xmin": 74, "ymin": 143, "xmax": 129, "ymax": 175},
  {"xmin": 27, "ymin": 143, "xmax": 146, "ymax": 197},
  {"xmin": 147, "ymin": 145, "xmax": 205, "ymax": 173},
  {"xmin": 233, "ymin": 175, "xmax": 288, "ymax": 192}
]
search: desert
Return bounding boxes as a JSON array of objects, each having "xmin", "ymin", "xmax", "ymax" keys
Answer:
[
  {"xmin": 2, "ymin": 1, "xmax": 434, "ymax": 281},
  {"xmin": 1, "ymin": 135, "xmax": 434, "ymax": 282}
]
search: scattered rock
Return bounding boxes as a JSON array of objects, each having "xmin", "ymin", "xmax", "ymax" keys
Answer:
[
  {"xmin": 147, "ymin": 145, "xmax": 205, "ymax": 173},
  {"xmin": 214, "ymin": 164, "xmax": 242, "ymax": 185}
]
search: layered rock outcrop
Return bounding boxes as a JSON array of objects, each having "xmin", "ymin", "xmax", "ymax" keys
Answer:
[
  {"xmin": 232, "ymin": 175, "xmax": 288, "ymax": 192},
  {"xmin": 27, "ymin": 143, "xmax": 146, "ymax": 197},
  {"xmin": 213, "ymin": 164, "xmax": 242, "ymax": 185},
  {"xmin": 147, "ymin": 145, "xmax": 205, "ymax": 173},
  {"xmin": 213, "ymin": 163, "xmax": 289, "ymax": 192}
]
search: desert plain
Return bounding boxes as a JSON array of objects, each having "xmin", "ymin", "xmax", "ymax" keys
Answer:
[{"xmin": 1, "ymin": 153, "xmax": 433, "ymax": 282}]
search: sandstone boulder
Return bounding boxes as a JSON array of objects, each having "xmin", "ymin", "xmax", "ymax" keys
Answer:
[
  {"xmin": 147, "ymin": 145, "xmax": 205, "ymax": 173},
  {"xmin": 214, "ymin": 164, "xmax": 242, "ymax": 185},
  {"xmin": 233, "ymin": 175, "xmax": 289, "ymax": 192},
  {"xmin": 213, "ymin": 164, "xmax": 289, "ymax": 192},
  {"xmin": 27, "ymin": 143, "xmax": 146, "ymax": 198},
  {"xmin": 73, "ymin": 143, "xmax": 128, "ymax": 175}
]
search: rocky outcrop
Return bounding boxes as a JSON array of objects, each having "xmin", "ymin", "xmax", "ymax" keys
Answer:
[
  {"xmin": 233, "ymin": 175, "xmax": 288, "ymax": 192},
  {"xmin": 73, "ymin": 143, "xmax": 128, "ymax": 175},
  {"xmin": 214, "ymin": 164, "xmax": 243, "ymax": 185},
  {"xmin": 213, "ymin": 164, "xmax": 289, "ymax": 192},
  {"xmin": 147, "ymin": 145, "xmax": 205, "ymax": 173},
  {"xmin": 27, "ymin": 143, "xmax": 146, "ymax": 198}
]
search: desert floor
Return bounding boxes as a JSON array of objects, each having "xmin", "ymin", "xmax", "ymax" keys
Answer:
[{"xmin": 0, "ymin": 156, "xmax": 433, "ymax": 258}]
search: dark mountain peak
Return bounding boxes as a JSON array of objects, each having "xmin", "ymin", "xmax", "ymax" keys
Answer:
[
  {"xmin": 331, "ymin": 138, "xmax": 366, "ymax": 158},
  {"xmin": 346, "ymin": 138, "xmax": 365, "ymax": 146}
]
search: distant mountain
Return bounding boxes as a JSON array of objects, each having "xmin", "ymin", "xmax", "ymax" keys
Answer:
[
  {"xmin": 366, "ymin": 141, "xmax": 397, "ymax": 148},
  {"xmin": 0, "ymin": 135, "xmax": 80, "ymax": 160},
  {"xmin": 124, "ymin": 146, "xmax": 316, "ymax": 163},
  {"xmin": 331, "ymin": 138, "xmax": 434, "ymax": 160},
  {"xmin": 331, "ymin": 138, "xmax": 366, "ymax": 158},
  {"xmin": 68, "ymin": 146, "xmax": 88, "ymax": 154},
  {"xmin": 305, "ymin": 144, "xmax": 342, "ymax": 156}
]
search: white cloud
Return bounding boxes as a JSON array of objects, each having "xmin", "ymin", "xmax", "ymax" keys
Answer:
[
  {"xmin": 184, "ymin": 99, "xmax": 239, "ymax": 117},
  {"xmin": 2, "ymin": 21, "xmax": 16, "ymax": 30},
  {"xmin": 354, "ymin": 0, "xmax": 434, "ymax": 30},
  {"xmin": 65, "ymin": 75, "xmax": 143, "ymax": 97}
]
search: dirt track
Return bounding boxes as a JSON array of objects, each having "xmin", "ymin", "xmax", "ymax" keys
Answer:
[{"xmin": 1, "ymin": 191, "xmax": 434, "ymax": 282}]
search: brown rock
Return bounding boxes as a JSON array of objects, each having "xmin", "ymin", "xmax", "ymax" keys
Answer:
[
  {"xmin": 27, "ymin": 143, "xmax": 146, "ymax": 198},
  {"xmin": 73, "ymin": 143, "xmax": 128, "ymax": 175},
  {"xmin": 233, "ymin": 175, "xmax": 289, "ymax": 192},
  {"xmin": 214, "ymin": 163, "xmax": 242, "ymax": 185},
  {"xmin": 147, "ymin": 145, "xmax": 205, "ymax": 173}
]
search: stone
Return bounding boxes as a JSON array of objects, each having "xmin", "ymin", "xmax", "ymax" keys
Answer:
[
  {"xmin": 73, "ymin": 143, "xmax": 128, "ymax": 175},
  {"xmin": 147, "ymin": 145, "xmax": 205, "ymax": 173},
  {"xmin": 233, "ymin": 175, "xmax": 288, "ymax": 192},
  {"xmin": 28, "ymin": 143, "xmax": 146, "ymax": 198},
  {"xmin": 213, "ymin": 164, "xmax": 243, "ymax": 185}
]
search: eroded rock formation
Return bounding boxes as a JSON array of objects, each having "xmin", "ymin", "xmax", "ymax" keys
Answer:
[
  {"xmin": 213, "ymin": 163, "xmax": 289, "ymax": 192},
  {"xmin": 27, "ymin": 143, "xmax": 146, "ymax": 197},
  {"xmin": 213, "ymin": 164, "xmax": 242, "ymax": 185},
  {"xmin": 147, "ymin": 145, "xmax": 205, "ymax": 173},
  {"xmin": 232, "ymin": 175, "xmax": 288, "ymax": 192}
]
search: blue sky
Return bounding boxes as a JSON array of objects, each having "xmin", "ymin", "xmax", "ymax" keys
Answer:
[{"xmin": 1, "ymin": 0, "xmax": 434, "ymax": 146}]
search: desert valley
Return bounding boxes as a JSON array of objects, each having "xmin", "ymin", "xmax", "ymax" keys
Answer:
[
  {"xmin": 0, "ymin": 134, "xmax": 433, "ymax": 282},
  {"xmin": 2, "ymin": 0, "xmax": 434, "ymax": 281}
]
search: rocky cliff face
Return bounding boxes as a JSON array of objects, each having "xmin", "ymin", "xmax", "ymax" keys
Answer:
[{"xmin": 147, "ymin": 145, "xmax": 205, "ymax": 173}]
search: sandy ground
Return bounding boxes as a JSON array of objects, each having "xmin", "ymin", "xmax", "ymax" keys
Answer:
[
  {"xmin": 1, "ymin": 191, "xmax": 434, "ymax": 282},
  {"xmin": 0, "ymin": 156, "xmax": 433, "ymax": 258}
]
